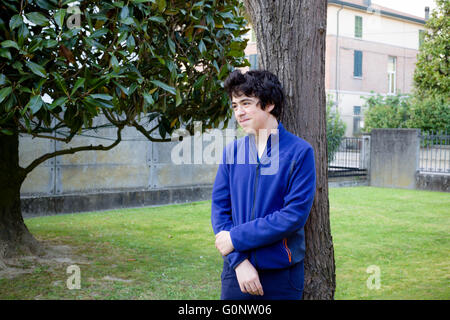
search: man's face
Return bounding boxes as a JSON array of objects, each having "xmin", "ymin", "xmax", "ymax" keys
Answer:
[{"xmin": 231, "ymin": 94, "xmax": 275, "ymax": 135}]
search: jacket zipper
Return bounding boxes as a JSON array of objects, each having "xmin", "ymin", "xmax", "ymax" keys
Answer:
[
  {"xmin": 283, "ymin": 238, "xmax": 292, "ymax": 263},
  {"xmin": 250, "ymin": 161, "xmax": 260, "ymax": 267}
]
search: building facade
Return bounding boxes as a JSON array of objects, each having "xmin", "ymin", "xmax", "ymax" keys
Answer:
[{"xmin": 243, "ymin": 0, "xmax": 428, "ymax": 137}]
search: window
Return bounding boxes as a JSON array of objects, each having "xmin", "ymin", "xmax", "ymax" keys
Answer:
[
  {"xmin": 249, "ymin": 54, "xmax": 258, "ymax": 70},
  {"xmin": 387, "ymin": 56, "xmax": 396, "ymax": 94},
  {"xmin": 251, "ymin": 29, "xmax": 257, "ymax": 43},
  {"xmin": 355, "ymin": 16, "xmax": 363, "ymax": 38},
  {"xmin": 353, "ymin": 106, "xmax": 362, "ymax": 135},
  {"xmin": 354, "ymin": 50, "xmax": 363, "ymax": 77},
  {"xmin": 419, "ymin": 29, "xmax": 426, "ymax": 48}
]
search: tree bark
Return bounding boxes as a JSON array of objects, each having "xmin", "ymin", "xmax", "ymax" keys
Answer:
[
  {"xmin": 0, "ymin": 124, "xmax": 42, "ymax": 264},
  {"xmin": 242, "ymin": 0, "xmax": 335, "ymax": 299}
]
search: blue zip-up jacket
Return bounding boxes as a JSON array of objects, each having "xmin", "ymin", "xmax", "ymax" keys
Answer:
[{"xmin": 211, "ymin": 122, "xmax": 316, "ymax": 270}]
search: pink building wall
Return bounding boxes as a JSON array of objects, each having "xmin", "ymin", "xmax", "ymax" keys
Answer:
[{"xmin": 326, "ymin": 35, "xmax": 420, "ymax": 94}]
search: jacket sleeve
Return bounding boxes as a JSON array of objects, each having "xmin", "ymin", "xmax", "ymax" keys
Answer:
[
  {"xmin": 211, "ymin": 147, "xmax": 249, "ymax": 269},
  {"xmin": 229, "ymin": 146, "xmax": 316, "ymax": 252}
]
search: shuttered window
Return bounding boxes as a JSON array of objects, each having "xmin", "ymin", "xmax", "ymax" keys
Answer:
[
  {"xmin": 355, "ymin": 16, "xmax": 363, "ymax": 38},
  {"xmin": 354, "ymin": 50, "xmax": 363, "ymax": 77},
  {"xmin": 419, "ymin": 29, "xmax": 425, "ymax": 48},
  {"xmin": 387, "ymin": 56, "xmax": 396, "ymax": 94},
  {"xmin": 249, "ymin": 54, "xmax": 258, "ymax": 70}
]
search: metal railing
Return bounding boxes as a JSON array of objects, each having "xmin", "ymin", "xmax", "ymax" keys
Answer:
[
  {"xmin": 419, "ymin": 130, "xmax": 450, "ymax": 174},
  {"xmin": 328, "ymin": 137, "xmax": 369, "ymax": 177}
]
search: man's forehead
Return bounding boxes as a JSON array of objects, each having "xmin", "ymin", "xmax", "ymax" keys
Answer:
[{"xmin": 231, "ymin": 94, "xmax": 258, "ymax": 103}]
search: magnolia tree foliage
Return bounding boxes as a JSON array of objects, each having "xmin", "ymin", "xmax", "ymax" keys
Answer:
[
  {"xmin": 0, "ymin": 0, "xmax": 249, "ymax": 258},
  {"xmin": 0, "ymin": 0, "xmax": 249, "ymax": 146}
]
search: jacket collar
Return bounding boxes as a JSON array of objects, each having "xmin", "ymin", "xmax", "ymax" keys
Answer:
[{"xmin": 248, "ymin": 121, "xmax": 285, "ymax": 165}]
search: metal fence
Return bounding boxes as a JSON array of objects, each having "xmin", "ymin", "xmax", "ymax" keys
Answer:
[
  {"xmin": 328, "ymin": 137, "xmax": 368, "ymax": 177},
  {"xmin": 419, "ymin": 130, "xmax": 450, "ymax": 174}
]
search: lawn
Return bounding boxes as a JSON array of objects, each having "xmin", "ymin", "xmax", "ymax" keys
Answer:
[{"xmin": 0, "ymin": 186, "xmax": 448, "ymax": 299}]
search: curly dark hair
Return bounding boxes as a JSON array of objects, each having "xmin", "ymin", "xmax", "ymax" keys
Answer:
[{"xmin": 223, "ymin": 69, "xmax": 285, "ymax": 119}]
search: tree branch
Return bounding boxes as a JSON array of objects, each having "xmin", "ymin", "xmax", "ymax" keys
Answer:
[
  {"xmin": 132, "ymin": 121, "xmax": 172, "ymax": 142},
  {"xmin": 23, "ymin": 126, "xmax": 124, "ymax": 175}
]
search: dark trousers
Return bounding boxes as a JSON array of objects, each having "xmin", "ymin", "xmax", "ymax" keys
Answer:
[{"xmin": 220, "ymin": 259, "xmax": 304, "ymax": 300}]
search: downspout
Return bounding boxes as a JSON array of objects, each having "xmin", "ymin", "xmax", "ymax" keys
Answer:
[{"xmin": 335, "ymin": 5, "xmax": 344, "ymax": 110}]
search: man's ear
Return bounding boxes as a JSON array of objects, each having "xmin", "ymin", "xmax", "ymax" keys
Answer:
[{"xmin": 265, "ymin": 103, "xmax": 275, "ymax": 113}]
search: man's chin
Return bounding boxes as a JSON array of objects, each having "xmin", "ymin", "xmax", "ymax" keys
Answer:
[{"xmin": 242, "ymin": 127, "xmax": 258, "ymax": 136}]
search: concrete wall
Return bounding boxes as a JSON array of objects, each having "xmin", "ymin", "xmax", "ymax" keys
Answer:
[
  {"xmin": 20, "ymin": 114, "xmax": 239, "ymax": 217},
  {"xmin": 22, "ymin": 185, "xmax": 214, "ymax": 218},
  {"xmin": 20, "ymin": 115, "xmax": 236, "ymax": 197},
  {"xmin": 369, "ymin": 128, "xmax": 420, "ymax": 189},
  {"xmin": 415, "ymin": 172, "xmax": 449, "ymax": 193}
]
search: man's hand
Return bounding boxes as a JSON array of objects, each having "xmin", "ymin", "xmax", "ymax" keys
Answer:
[
  {"xmin": 215, "ymin": 231, "xmax": 234, "ymax": 256},
  {"xmin": 235, "ymin": 259, "xmax": 264, "ymax": 296}
]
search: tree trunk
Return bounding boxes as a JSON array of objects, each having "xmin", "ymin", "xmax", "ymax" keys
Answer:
[
  {"xmin": 242, "ymin": 0, "xmax": 335, "ymax": 299},
  {"xmin": 0, "ymin": 125, "xmax": 42, "ymax": 265}
]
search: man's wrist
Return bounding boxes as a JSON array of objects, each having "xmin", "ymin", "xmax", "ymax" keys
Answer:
[{"xmin": 235, "ymin": 258, "xmax": 249, "ymax": 270}]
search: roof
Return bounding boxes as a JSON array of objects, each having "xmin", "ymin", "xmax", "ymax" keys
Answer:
[{"xmin": 328, "ymin": 0, "xmax": 426, "ymax": 25}]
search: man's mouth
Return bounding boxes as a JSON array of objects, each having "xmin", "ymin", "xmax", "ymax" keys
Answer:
[{"xmin": 239, "ymin": 119, "xmax": 249, "ymax": 124}]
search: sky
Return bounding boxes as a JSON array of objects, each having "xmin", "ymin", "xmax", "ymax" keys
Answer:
[{"xmin": 372, "ymin": 0, "xmax": 438, "ymax": 19}]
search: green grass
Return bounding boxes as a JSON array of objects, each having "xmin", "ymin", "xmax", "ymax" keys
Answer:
[{"xmin": 0, "ymin": 186, "xmax": 448, "ymax": 299}]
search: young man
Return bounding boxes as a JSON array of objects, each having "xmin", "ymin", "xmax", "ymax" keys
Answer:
[{"xmin": 211, "ymin": 69, "xmax": 317, "ymax": 300}]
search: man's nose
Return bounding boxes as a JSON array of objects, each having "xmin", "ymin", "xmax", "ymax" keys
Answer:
[{"xmin": 234, "ymin": 105, "xmax": 246, "ymax": 115}]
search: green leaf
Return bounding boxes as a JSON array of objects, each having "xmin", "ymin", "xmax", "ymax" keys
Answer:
[
  {"xmin": 148, "ymin": 16, "xmax": 165, "ymax": 24},
  {"xmin": 112, "ymin": 1, "xmax": 125, "ymax": 8},
  {"xmin": 26, "ymin": 12, "xmax": 49, "ymax": 26},
  {"xmin": 9, "ymin": 14, "xmax": 23, "ymax": 30},
  {"xmin": 0, "ymin": 74, "xmax": 9, "ymax": 86},
  {"xmin": 35, "ymin": 0, "xmax": 57, "ymax": 10},
  {"xmin": 17, "ymin": 23, "xmax": 30, "ymax": 47},
  {"xmin": 90, "ymin": 28, "xmax": 109, "ymax": 39},
  {"xmin": 0, "ymin": 87, "xmax": 12, "ymax": 104},
  {"xmin": 52, "ymin": 72, "xmax": 68, "ymax": 96},
  {"xmin": 42, "ymin": 39, "xmax": 58, "ymax": 48},
  {"xmin": 212, "ymin": 60, "xmax": 220, "ymax": 73},
  {"xmin": 193, "ymin": 75, "xmax": 206, "ymax": 89},
  {"xmin": 110, "ymin": 55, "xmax": 120, "ymax": 72},
  {"xmin": 198, "ymin": 39, "xmax": 206, "ymax": 54},
  {"xmin": 26, "ymin": 95, "xmax": 44, "ymax": 114},
  {"xmin": 218, "ymin": 63, "xmax": 228, "ymax": 80},
  {"xmin": 84, "ymin": 96, "xmax": 114, "ymax": 109},
  {"xmin": 127, "ymin": 35, "xmax": 135, "ymax": 53},
  {"xmin": 176, "ymin": 88, "xmax": 182, "ymax": 106},
  {"xmin": 71, "ymin": 77, "xmax": 85, "ymax": 96},
  {"xmin": 167, "ymin": 37, "xmax": 175, "ymax": 55},
  {"xmin": 25, "ymin": 61, "xmax": 47, "ymax": 78},
  {"xmin": 143, "ymin": 92, "xmax": 154, "ymax": 105},
  {"xmin": 49, "ymin": 97, "xmax": 69, "ymax": 110},
  {"xmin": 54, "ymin": 9, "xmax": 66, "ymax": 29},
  {"xmin": 150, "ymin": 80, "xmax": 176, "ymax": 95},
  {"xmin": 121, "ymin": 17, "xmax": 134, "ymax": 25},
  {"xmin": 0, "ymin": 48, "xmax": 12, "ymax": 60},
  {"xmin": 90, "ymin": 94, "xmax": 113, "ymax": 101},
  {"xmin": 0, "ymin": 129, "xmax": 13, "ymax": 136},
  {"xmin": 1, "ymin": 40, "xmax": 20, "ymax": 50},
  {"xmin": 157, "ymin": 0, "xmax": 166, "ymax": 12},
  {"xmin": 120, "ymin": 6, "xmax": 129, "ymax": 20}
]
